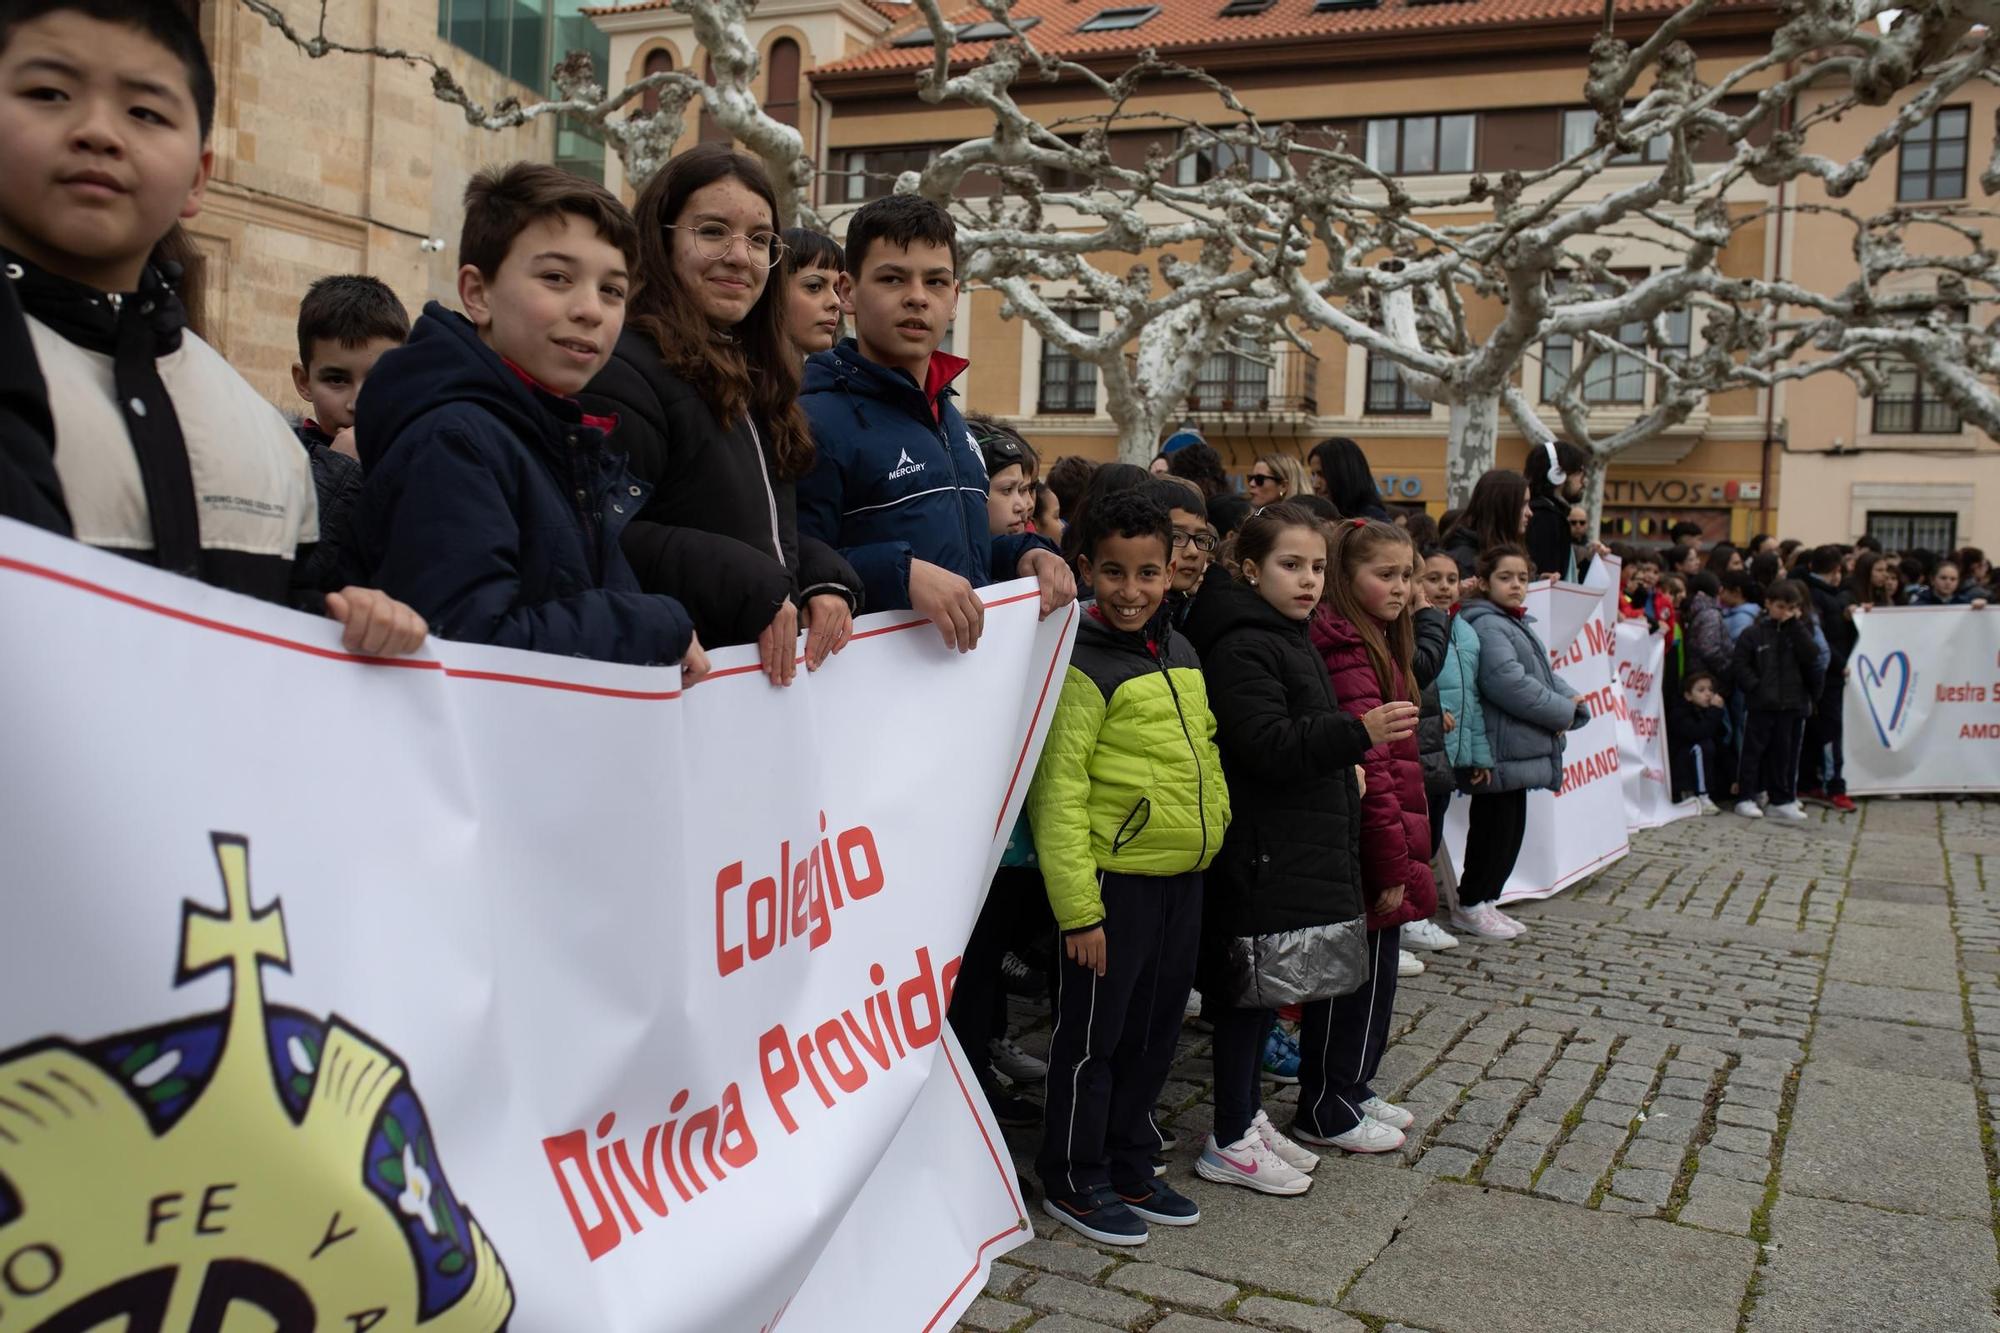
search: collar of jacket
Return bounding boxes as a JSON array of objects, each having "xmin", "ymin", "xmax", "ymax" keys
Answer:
[
  {"xmin": 814, "ymin": 338, "xmax": 965, "ymax": 421},
  {"xmin": 1, "ymin": 245, "xmax": 185, "ymax": 357},
  {"xmin": 499, "ymin": 355, "xmax": 619, "ymax": 437},
  {"xmin": 1082, "ymin": 601, "xmax": 1167, "ymax": 657}
]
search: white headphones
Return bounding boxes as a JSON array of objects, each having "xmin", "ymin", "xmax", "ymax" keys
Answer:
[{"xmin": 1541, "ymin": 439, "xmax": 1566, "ymax": 487}]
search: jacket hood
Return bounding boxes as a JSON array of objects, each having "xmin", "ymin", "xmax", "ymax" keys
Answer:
[
  {"xmin": 1458, "ymin": 599, "xmax": 1533, "ymax": 627},
  {"xmin": 1077, "ymin": 603, "xmax": 1168, "ymax": 654},
  {"xmin": 358, "ymin": 302, "xmax": 589, "ymax": 473},
  {"xmin": 1311, "ymin": 606, "xmax": 1366, "ymax": 653},
  {"xmin": 1182, "ymin": 567, "xmax": 1306, "ymax": 654},
  {"xmin": 802, "ymin": 338, "xmax": 964, "ymax": 422}
]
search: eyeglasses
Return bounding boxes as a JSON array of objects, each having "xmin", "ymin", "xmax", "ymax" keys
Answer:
[
  {"xmin": 1244, "ymin": 473, "xmax": 1280, "ymax": 487},
  {"xmin": 1171, "ymin": 531, "xmax": 1218, "ymax": 552},
  {"xmin": 669, "ymin": 223, "xmax": 786, "ymax": 269}
]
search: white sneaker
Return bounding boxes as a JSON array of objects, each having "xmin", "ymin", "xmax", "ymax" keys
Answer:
[
  {"xmin": 1401, "ymin": 918, "xmax": 1459, "ymax": 951},
  {"xmin": 1360, "ymin": 1096, "xmax": 1415, "ymax": 1130},
  {"xmin": 1183, "ymin": 987, "xmax": 1203, "ymax": 1018},
  {"xmin": 1768, "ymin": 801, "xmax": 1809, "ymax": 822},
  {"xmin": 1251, "ymin": 1109, "xmax": 1321, "ymax": 1174},
  {"xmin": 1734, "ymin": 800, "xmax": 1765, "ymax": 819},
  {"xmin": 1488, "ymin": 905, "xmax": 1528, "ymax": 938},
  {"xmin": 1696, "ymin": 795, "xmax": 1721, "ymax": 816},
  {"xmin": 1398, "ymin": 949, "xmax": 1425, "ymax": 978},
  {"xmin": 989, "ymin": 1036, "xmax": 1047, "ymax": 1083},
  {"xmin": 1449, "ymin": 904, "xmax": 1514, "ymax": 940},
  {"xmin": 1196, "ymin": 1130, "xmax": 1312, "ymax": 1195},
  {"xmin": 1291, "ymin": 1115, "xmax": 1406, "ymax": 1154}
]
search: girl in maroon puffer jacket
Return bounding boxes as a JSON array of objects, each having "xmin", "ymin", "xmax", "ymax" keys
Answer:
[{"xmin": 1294, "ymin": 518, "xmax": 1436, "ymax": 1151}]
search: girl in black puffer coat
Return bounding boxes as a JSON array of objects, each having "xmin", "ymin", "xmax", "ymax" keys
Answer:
[{"xmin": 1181, "ymin": 503, "xmax": 1418, "ymax": 1196}]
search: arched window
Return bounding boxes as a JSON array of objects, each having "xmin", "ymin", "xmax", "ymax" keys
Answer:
[
  {"xmin": 640, "ymin": 47, "xmax": 674, "ymax": 118},
  {"xmin": 766, "ymin": 38, "xmax": 801, "ymax": 128},
  {"xmin": 699, "ymin": 54, "xmax": 728, "ymax": 143}
]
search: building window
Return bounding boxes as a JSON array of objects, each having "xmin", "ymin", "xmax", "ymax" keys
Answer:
[
  {"xmin": 1867, "ymin": 511, "xmax": 1958, "ymax": 552},
  {"xmin": 1870, "ymin": 364, "xmax": 1963, "ymax": 434},
  {"xmin": 1079, "ymin": 6, "xmax": 1160, "ymax": 31},
  {"xmin": 765, "ymin": 38, "xmax": 800, "ymax": 128},
  {"xmin": 1898, "ymin": 106, "xmax": 1969, "ymax": 202},
  {"xmin": 1176, "ymin": 129, "xmax": 1278, "ymax": 184},
  {"xmin": 1364, "ymin": 114, "xmax": 1475, "ymax": 175},
  {"xmin": 1560, "ymin": 108, "xmax": 1669, "ymax": 164},
  {"xmin": 1541, "ymin": 275, "xmax": 1685, "ymax": 406},
  {"xmin": 639, "ymin": 47, "xmax": 674, "ymax": 117},
  {"xmin": 837, "ymin": 145, "xmax": 939, "ymax": 202},
  {"xmin": 1038, "ymin": 309, "xmax": 1101, "ymax": 413},
  {"xmin": 1192, "ymin": 337, "xmax": 1270, "ymax": 411},
  {"xmin": 1364, "ymin": 351, "xmax": 1429, "ymax": 414},
  {"xmin": 437, "ymin": 0, "xmax": 610, "ymax": 99}
]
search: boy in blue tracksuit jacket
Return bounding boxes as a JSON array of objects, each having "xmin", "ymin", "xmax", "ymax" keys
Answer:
[{"xmin": 796, "ymin": 197, "xmax": 1069, "ymax": 650}]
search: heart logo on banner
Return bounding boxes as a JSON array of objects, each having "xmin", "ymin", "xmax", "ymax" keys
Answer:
[{"xmin": 1854, "ymin": 650, "xmax": 1913, "ymax": 747}]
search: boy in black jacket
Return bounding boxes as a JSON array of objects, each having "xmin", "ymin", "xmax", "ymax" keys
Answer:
[
  {"xmin": 1730, "ymin": 580, "xmax": 1822, "ymax": 823},
  {"xmin": 1667, "ymin": 671, "xmax": 1731, "ymax": 815},
  {"xmin": 354, "ymin": 164, "xmax": 705, "ymax": 675}
]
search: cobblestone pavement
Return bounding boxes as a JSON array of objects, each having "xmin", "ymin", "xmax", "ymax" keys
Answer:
[{"xmin": 958, "ymin": 799, "xmax": 2000, "ymax": 1333}]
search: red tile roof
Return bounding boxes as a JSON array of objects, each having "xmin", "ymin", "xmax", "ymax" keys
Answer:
[
  {"xmin": 810, "ymin": 0, "xmax": 1776, "ymax": 79},
  {"xmin": 582, "ymin": 0, "xmax": 908, "ymax": 16}
]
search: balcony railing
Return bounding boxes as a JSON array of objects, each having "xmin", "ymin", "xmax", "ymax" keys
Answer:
[{"xmin": 1183, "ymin": 343, "xmax": 1319, "ymax": 417}]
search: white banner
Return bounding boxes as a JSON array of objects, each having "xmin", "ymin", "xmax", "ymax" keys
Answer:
[
  {"xmin": 1843, "ymin": 604, "xmax": 2000, "ymax": 795},
  {"xmin": 1445, "ymin": 578, "xmax": 1630, "ymax": 903},
  {"xmin": 1613, "ymin": 618, "xmax": 1697, "ymax": 829},
  {"xmin": 0, "ymin": 518, "xmax": 1072, "ymax": 1331}
]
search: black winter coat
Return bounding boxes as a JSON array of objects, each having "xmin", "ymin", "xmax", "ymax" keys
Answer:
[
  {"xmin": 1181, "ymin": 570, "xmax": 1372, "ymax": 1007},
  {"xmin": 1731, "ymin": 615, "xmax": 1823, "ymax": 713},
  {"xmin": 580, "ymin": 331, "xmax": 860, "ymax": 649},
  {"xmin": 0, "ymin": 271, "xmax": 65, "ymax": 535},
  {"xmin": 1805, "ymin": 573, "xmax": 1855, "ymax": 670},
  {"xmin": 1526, "ymin": 493, "xmax": 1576, "ymax": 581},
  {"xmin": 1418, "ymin": 677, "xmax": 1453, "ymax": 797},
  {"xmin": 354, "ymin": 304, "xmax": 694, "ymax": 667},
  {"xmin": 292, "ymin": 422, "xmax": 361, "ymax": 593}
]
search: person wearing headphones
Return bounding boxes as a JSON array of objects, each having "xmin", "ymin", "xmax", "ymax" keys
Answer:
[{"xmin": 1525, "ymin": 438, "xmax": 1591, "ymax": 582}]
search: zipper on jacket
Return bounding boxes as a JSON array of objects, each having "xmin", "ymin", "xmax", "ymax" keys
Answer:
[
  {"xmin": 934, "ymin": 398, "xmax": 978, "ymax": 567},
  {"xmin": 743, "ymin": 414, "xmax": 785, "ymax": 565},
  {"xmin": 1157, "ymin": 644, "xmax": 1210, "ymax": 870}
]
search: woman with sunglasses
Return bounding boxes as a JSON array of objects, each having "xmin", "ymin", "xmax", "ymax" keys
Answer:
[
  {"xmin": 1244, "ymin": 454, "xmax": 1311, "ymax": 510},
  {"xmin": 582, "ymin": 144, "xmax": 860, "ymax": 685}
]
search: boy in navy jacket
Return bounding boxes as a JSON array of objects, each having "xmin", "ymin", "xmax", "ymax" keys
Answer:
[
  {"xmin": 796, "ymin": 196, "xmax": 1072, "ymax": 652},
  {"xmin": 354, "ymin": 164, "xmax": 704, "ymax": 676}
]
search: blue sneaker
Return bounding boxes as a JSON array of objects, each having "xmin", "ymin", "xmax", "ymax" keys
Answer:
[
  {"xmin": 1041, "ymin": 1186, "xmax": 1149, "ymax": 1246},
  {"xmin": 1262, "ymin": 1025, "xmax": 1301, "ymax": 1084},
  {"xmin": 1117, "ymin": 1178, "xmax": 1200, "ymax": 1226}
]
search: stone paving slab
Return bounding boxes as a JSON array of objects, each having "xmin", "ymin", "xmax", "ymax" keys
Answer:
[
  {"xmin": 1814, "ymin": 979, "xmax": 1966, "ymax": 1028},
  {"xmin": 1781, "ymin": 1064, "xmax": 1991, "ymax": 1221},
  {"xmin": 1746, "ymin": 1194, "xmax": 2000, "ymax": 1333},
  {"xmin": 1807, "ymin": 1013, "xmax": 1973, "ymax": 1081},
  {"xmin": 1342, "ymin": 1183, "xmax": 1758, "ymax": 1333},
  {"xmin": 1824, "ymin": 922, "xmax": 1963, "ymax": 991}
]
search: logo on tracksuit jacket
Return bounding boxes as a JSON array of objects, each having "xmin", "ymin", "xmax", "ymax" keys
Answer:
[{"xmin": 888, "ymin": 449, "xmax": 926, "ymax": 481}]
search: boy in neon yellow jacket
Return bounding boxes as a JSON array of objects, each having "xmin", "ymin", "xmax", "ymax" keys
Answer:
[{"xmin": 1027, "ymin": 488, "xmax": 1229, "ymax": 1247}]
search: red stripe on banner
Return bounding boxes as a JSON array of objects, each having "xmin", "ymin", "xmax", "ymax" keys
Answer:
[
  {"xmin": 0, "ymin": 553, "xmax": 1049, "ymax": 699},
  {"xmin": 923, "ymin": 1035, "xmax": 1030, "ymax": 1333},
  {"xmin": 994, "ymin": 600, "xmax": 1077, "ymax": 838}
]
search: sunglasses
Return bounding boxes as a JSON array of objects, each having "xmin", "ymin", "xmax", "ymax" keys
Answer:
[{"xmin": 1244, "ymin": 472, "xmax": 1280, "ymax": 487}]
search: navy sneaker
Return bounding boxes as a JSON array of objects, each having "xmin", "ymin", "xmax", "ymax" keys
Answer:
[
  {"xmin": 1042, "ymin": 1187, "xmax": 1149, "ymax": 1246},
  {"xmin": 1117, "ymin": 1178, "xmax": 1201, "ymax": 1226},
  {"xmin": 1262, "ymin": 1024, "xmax": 1301, "ymax": 1084}
]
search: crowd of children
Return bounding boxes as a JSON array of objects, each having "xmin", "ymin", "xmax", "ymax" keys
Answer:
[{"xmin": 0, "ymin": 0, "xmax": 1988, "ymax": 1257}]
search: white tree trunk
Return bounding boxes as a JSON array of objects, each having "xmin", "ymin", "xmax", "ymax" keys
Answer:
[
  {"xmin": 1446, "ymin": 394, "xmax": 1500, "ymax": 508},
  {"xmin": 1582, "ymin": 465, "xmax": 1608, "ymax": 544}
]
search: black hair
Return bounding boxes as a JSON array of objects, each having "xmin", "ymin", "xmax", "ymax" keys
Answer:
[
  {"xmin": 1077, "ymin": 487, "xmax": 1172, "ymax": 566},
  {"xmin": 1061, "ymin": 461, "xmax": 1149, "ymax": 564},
  {"xmin": 965, "ymin": 414, "xmax": 1035, "ymax": 478},
  {"xmin": 1449, "ymin": 469, "xmax": 1530, "ymax": 556},
  {"xmin": 1855, "ymin": 534, "xmax": 1883, "ymax": 553},
  {"xmin": 295, "ymin": 275, "xmax": 410, "ymax": 368},
  {"xmin": 1207, "ymin": 493, "xmax": 1251, "ymax": 543},
  {"xmin": 1418, "ymin": 542, "xmax": 1451, "ymax": 564},
  {"xmin": 1719, "ymin": 569, "xmax": 1759, "ymax": 600},
  {"xmin": 1403, "ymin": 510, "xmax": 1439, "ymax": 549},
  {"xmin": 1165, "ymin": 441, "xmax": 1229, "ymax": 500},
  {"xmin": 1527, "ymin": 438, "xmax": 1588, "ymax": 500},
  {"xmin": 782, "ymin": 225, "xmax": 843, "ymax": 275},
  {"xmin": 1309, "ymin": 437, "xmax": 1385, "ymax": 517},
  {"xmin": 1682, "ymin": 670, "xmax": 1718, "ymax": 694},
  {"xmin": 1765, "ymin": 579, "xmax": 1806, "ymax": 608},
  {"xmin": 1044, "ymin": 455, "xmax": 1096, "ymax": 520},
  {"xmin": 1140, "ymin": 476, "xmax": 1206, "ymax": 520},
  {"xmin": 1703, "ymin": 542, "xmax": 1739, "ymax": 574},
  {"xmin": 1748, "ymin": 551, "xmax": 1781, "ymax": 587},
  {"xmin": 1233, "ymin": 501, "xmax": 1323, "ymax": 573},
  {"xmin": 1631, "ymin": 546, "xmax": 1661, "ymax": 568},
  {"xmin": 1808, "ymin": 543, "xmax": 1843, "ymax": 576},
  {"xmin": 1687, "ymin": 570, "xmax": 1720, "ymax": 598},
  {"xmin": 1668, "ymin": 520, "xmax": 1704, "ymax": 543},
  {"xmin": 0, "ymin": 0, "xmax": 216, "ymax": 138},
  {"xmin": 843, "ymin": 193, "xmax": 958, "ymax": 274},
  {"xmin": 1296, "ymin": 495, "xmax": 1340, "ymax": 522}
]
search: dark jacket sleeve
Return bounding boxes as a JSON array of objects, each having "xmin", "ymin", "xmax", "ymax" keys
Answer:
[
  {"xmin": 0, "ymin": 278, "xmax": 68, "ymax": 536},
  {"xmin": 796, "ymin": 447, "xmax": 912, "ymax": 611},
  {"xmin": 1787, "ymin": 619, "xmax": 1825, "ymax": 698},
  {"xmin": 1204, "ymin": 636, "xmax": 1371, "ymax": 784},
  {"xmin": 370, "ymin": 425, "xmax": 693, "ymax": 666},
  {"xmin": 796, "ymin": 533, "xmax": 862, "ymax": 611},
  {"xmin": 1526, "ymin": 507, "xmax": 1572, "ymax": 581},
  {"xmin": 1731, "ymin": 622, "xmax": 1762, "ymax": 696},
  {"xmin": 990, "ymin": 530, "xmax": 1059, "ymax": 586},
  {"xmin": 292, "ymin": 442, "xmax": 362, "ymax": 594},
  {"xmin": 1411, "ymin": 606, "xmax": 1448, "ymax": 688}
]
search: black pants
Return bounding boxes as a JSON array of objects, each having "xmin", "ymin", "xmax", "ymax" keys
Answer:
[
  {"xmin": 1295, "ymin": 925, "xmax": 1401, "ymax": 1136},
  {"xmin": 1427, "ymin": 787, "xmax": 1451, "ymax": 859},
  {"xmin": 1036, "ymin": 871, "xmax": 1201, "ymax": 1198},
  {"xmin": 1802, "ymin": 679, "xmax": 1847, "ymax": 796},
  {"xmin": 948, "ymin": 866, "xmax": 1042, "ymax": 1098},
  {"xmin": 1458, "ymin": 788, "xmax": 1528, "ymax": 907},
  {"xmin": 1672, "ymin": 738, "xmax": 1723, "ymax": 799},
  {"xmin": 1738, "ymin": 708, "xmax": 1805, "ymax": 806},
  {"xmin": 1209, "ymin": 1004, "xmax": 1275, "ymax": 1148}
]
